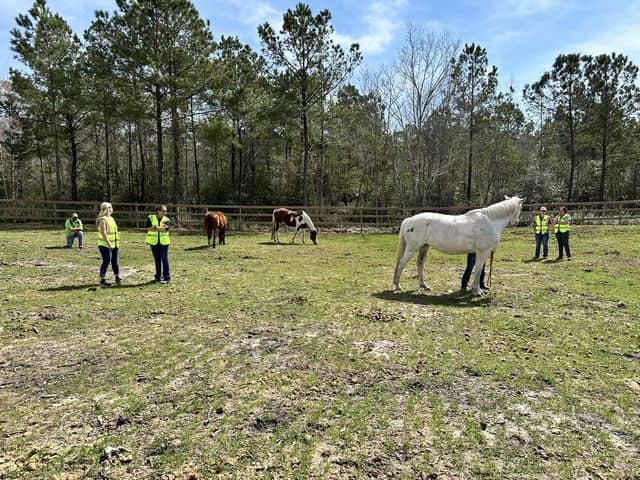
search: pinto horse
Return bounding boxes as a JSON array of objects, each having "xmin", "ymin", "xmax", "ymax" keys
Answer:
[
  {"xmin": 204, "ymin": 211, "xmax": 227, "ymax": 248},
  {"xmin": 392, "ymin": 196, "xmax": 524, "ymax": 296},
  {"xmin": 271, "ymin": 208, "xmax": 318, "ymax": 245}
]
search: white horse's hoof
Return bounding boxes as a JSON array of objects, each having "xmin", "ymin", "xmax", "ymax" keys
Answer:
[
  {"xmin": 419, "ymin": 283, "xmax": 431, "ymax": 291},
  {"xmin": 392, "ymin": 284, "xmax": 401, "ymax": 292}
]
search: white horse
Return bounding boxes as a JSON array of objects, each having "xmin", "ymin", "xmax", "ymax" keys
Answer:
[{"xmin": 392, "ymin": 195, "xmax": 524, "ymax": 295}]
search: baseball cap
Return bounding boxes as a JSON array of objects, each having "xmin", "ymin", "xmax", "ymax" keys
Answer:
[
  {"xmin": 72, "ymin": 212, "xmax": 79, "ymax": 218},
  {"xmin": 540, "ymin": 206, "xmax": 547, "ymax": 211}
]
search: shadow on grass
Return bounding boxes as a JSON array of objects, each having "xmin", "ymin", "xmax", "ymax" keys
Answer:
[
  {"xmin": 41, "ymin": 280, "xmax": 157, "ymax": 292},
  {"xmin": 256, "ymin": 241, "xmax": 308, "ymax": 246},
  {"xmin": 183, "ymin": 245, "xmax": 210, "ymax": 251},
  {"xmin": 373, "ymin": 289, "xmax": 491, "ymax": 307},
  {"xmin": 44, "ymin": 246, "xmax": 71, "ymax": 250}
]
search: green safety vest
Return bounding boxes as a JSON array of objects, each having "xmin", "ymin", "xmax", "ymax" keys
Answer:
[
  {"xmin": 97, "ymin": 216, "xmax": 119, "ymax": 248},
  {"xmin": 145, "ymin": 214, "xmax": 170, "ymax": 246},
  {"xmin": 64, "ymin": 218, "xmax": 82, "ymax": 237},
  {"xmin": 557, "ymin": 213, "xmax": 571, "ymax": 233},
  {"xmin": 534, "ymin": 215, "xmax": 549, "ymax": 234}
]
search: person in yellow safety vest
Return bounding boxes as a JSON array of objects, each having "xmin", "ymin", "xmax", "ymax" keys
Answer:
[
  {"xmin": 96, "ymin": 202, "xmax": 122, "ymax": 287},
  {"xmin": 533, "ymin": 206, "xmax": 552, "ymax": 259},
  {"xmin": 64, "ymin": 212, "xmax": 84, "ymax": 249},
  {"xmin": 145, "ymin": 205, "xmax": 171, "ymax": 284},
  {"xmin": 554, "ymin": 206, "xmax": 572, "ymax": 261}
]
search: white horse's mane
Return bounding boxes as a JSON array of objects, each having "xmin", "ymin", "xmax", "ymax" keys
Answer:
[{"xmin": 475, "ymin": 196, "xmax": 522, "ymax": 220}]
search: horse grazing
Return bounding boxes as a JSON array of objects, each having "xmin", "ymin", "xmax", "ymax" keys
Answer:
[
  {"xmin": 204, "ymin": 211, "xmax": 227, "ymax": 248},
  {"xmin": 392, "ymin": 195, "xmax": 524, "ymax": 295},
  {"xmin": 271, "ymin": 208, "xmax": 318, "ymax": 245}
]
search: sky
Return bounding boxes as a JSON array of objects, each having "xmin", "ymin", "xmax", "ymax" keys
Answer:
[{"xmin": 1, "ymin": 0, "xmax": 639, "ymax": 95}]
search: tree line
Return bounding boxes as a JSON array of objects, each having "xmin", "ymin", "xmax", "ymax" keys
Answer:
[{"xmin": 1, "ymin": 0, "xmax": 639, "ymax": 207}]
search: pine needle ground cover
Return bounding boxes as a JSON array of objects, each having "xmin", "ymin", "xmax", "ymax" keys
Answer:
[{"xmin": 1, "ymin": 226, "xmax": 639, "ymax": 479}]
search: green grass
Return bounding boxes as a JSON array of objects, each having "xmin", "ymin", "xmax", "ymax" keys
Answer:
[{"xmin": 1, "ymin": 226, "xmax": 639, "ymax": 479}]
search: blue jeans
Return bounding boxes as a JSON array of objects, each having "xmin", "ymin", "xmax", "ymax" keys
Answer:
[
  {"xmin": 534, "ymin": 233, "xmax": 549, "ymax": 258},
  {"xmin": 461, "ymin": 253, "xmax": 486, "ymax": 289},
  {"xmin": 150, "ymin": 244, "xmax": 170, "ymax": 281},
  {"xmin": 66, "ymin": 231, "xmax": 84, "ymax": 248},
  {"xmin": 98, "ymin": 246, "xmax": 120, "ymax": 278}
]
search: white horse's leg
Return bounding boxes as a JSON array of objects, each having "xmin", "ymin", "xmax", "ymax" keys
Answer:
[
  {"xmin": 291, "ymin": 228, "xmax": 298, "ymax": 244},
  {"xmin": 416, "ymin": 245, "xmax": 430, "ymax": 290},
  {"xmin": 393, "ymin": 248, "xmax": 416, "ymax": 291},
  {"xmin": 471, "ymin": 252, "xmax": 490, "ymax": 296}
]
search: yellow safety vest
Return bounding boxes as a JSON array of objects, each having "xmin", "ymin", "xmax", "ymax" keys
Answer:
[
  {"xmin": 97, "ymin": 216, "xmax": 119, "ymax": 248},
  {"xmin": 534, "ymin": 215, "xmax": 549, "ymax": 234},
  {"xmin": 145, "ymin": 215, "xmax": 170, "ymax": 246},
  {"xmin": 558, "ymin": 214, "xmax": 571, "ymax": 233}
]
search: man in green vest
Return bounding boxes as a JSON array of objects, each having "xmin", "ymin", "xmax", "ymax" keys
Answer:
[
  {"xmin": 554, "ymin": 206, "xmax": 572, "ymax": 260},
  {"xmin": 533, "ymin": 206, "xmax": 551, "ymax": 259},
  {"xmin": 64, "ymin": 213, "xmax": 84, "ymax": 249},
  {"xmin": 145, "ymin": 205, "xmax": 171, "ymax": 284}
]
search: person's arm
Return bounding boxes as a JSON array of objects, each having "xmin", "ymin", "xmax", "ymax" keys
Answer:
[{"xmin": 98, "ymin": 219, "xmax": 112, "ymax": 250}]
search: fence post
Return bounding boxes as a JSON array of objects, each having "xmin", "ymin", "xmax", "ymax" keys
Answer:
[{"xmin": 360, "ymin": 207, "xmax": 363, "ymax": 234}]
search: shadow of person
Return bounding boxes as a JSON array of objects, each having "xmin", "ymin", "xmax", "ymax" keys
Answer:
[
  {"xmin": 183, "ymin": 245, "xmax": 210, "ymax": 251},
  {"xmin": 372, "ymin": 289, "xmax": 490, "ymax": 307},
  {"xmin": 44, "ymin": 246, "xmax": 72, "ymax": 250},
  {"xmin": 41, "ymin": 280, "xmax": 157, "ymax": 292}
]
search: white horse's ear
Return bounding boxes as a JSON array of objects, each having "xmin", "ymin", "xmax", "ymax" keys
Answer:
[{"xmin": 504, "ymin": 195, "xmax": 511, "ymax": 200}]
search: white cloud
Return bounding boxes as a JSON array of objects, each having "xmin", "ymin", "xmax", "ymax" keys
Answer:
[
  {"xmin": 563, "ymin": 24, "xmax": 640, "ymax": 59},
  {"xmin": 226, "ymin": 0, "xmax": 282, "ymax": 30},
  {"xmin": 333, "ymin": 0, "xmax": 408, "ymax": 55}
]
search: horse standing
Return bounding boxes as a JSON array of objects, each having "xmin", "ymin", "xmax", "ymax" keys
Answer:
[
  {"xmin": 392, "ymin": 196, "xmax": 524, "ymax": 295},
  {"xmin": 271, "ymin": 208, "xmax": 318, "ymax": 245},
  {"xmin": 204, "ymin": 211, "xmax": 227, "ymax": 248}
]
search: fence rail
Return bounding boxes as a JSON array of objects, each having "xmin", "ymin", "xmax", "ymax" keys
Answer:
[{"xmin": 1, "ymin": 199, "xmax": 639, "ymax": 232}]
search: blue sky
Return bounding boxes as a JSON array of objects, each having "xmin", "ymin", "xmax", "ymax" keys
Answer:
[{"xmin": 2, "ymin": 0, "xmax": 639, "ymax": 94}]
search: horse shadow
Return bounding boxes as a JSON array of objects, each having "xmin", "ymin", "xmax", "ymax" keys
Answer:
[
  {"xmin": 256, "ymin": 241, "xmax": 305, "ymax": 246},
  {"xmin": 373, "ymin": 289, "xmax": 491, "ymax": 307},
  {"xmin": 184, "ymin": 245, "xmax": 210, "ymax": 251},
  {"xmin": 44, "ymin": 246, "xmax": 71, "ymax": 250},
  {"xmin": 41, "ymin": 280, "xmax": 157, "ymax": 292}
]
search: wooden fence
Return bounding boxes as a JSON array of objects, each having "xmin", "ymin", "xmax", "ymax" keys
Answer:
[{"xmin": 1, "ymin": 199, "xmax": 639, "ymax": 232}]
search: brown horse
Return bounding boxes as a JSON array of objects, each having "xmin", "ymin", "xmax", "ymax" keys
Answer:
[
  {"xmin": 204, "ymin": 211, "xmax": 227, "ymax": 248},
  {"xmin": 271, "ymin": 208, "xmax": 317, "ymax": 244}
]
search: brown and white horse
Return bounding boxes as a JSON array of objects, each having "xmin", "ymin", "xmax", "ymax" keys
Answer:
[
  {"xmin": 271, "ymin": 208, "xmax": 317, "ymax": 244},
  {"xmin": 204, "ymin": 211, "xmax": 227, "ymax": 248}
]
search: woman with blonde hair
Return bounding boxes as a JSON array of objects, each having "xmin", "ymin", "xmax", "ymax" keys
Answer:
[{"xmin": 96, "ymin": 202, "xmax": 122, "ymax": 287}]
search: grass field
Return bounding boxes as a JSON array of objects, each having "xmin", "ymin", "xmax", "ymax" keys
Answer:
[{"xmin": 1, "ymin": 225, "xmax": 639, "ymax": 479}]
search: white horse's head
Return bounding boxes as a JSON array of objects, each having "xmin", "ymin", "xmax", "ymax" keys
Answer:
[{"xmin": 504, "ymin": 195, "xmax": 525, "ymax": 223}]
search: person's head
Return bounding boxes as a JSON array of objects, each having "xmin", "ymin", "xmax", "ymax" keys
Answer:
[
  {"xmin": 71, "ymin": 212, "xmax": 79, "ymax": 220},
  {"xmin": 539, "ymin": 206, "xmax": 547, "ymax": 215},
  {"xmin": 156, "ymin": 205, "xmax": 167, "ymax": 219},
  {"xmin": 559, "ymin": 206, "xmax": 566, "ymax": 215},
  {"xmin": 98, "ymin": 202, "xmax": 113, "ymax": 217}
]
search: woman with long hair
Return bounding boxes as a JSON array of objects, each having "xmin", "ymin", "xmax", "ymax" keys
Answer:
[{"xmin": 96, "ymin": 202, "xmax": 122, "ymax": 287}]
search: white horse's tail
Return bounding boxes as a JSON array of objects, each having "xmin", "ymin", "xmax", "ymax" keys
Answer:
[{"xmin": 393, "ymin": 220, "xmax": 408, "ymax": 288}]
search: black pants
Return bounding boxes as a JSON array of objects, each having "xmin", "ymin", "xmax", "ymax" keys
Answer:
[
  {"xmin": 150, "ymin": 244, "xmax": 171, "ymax": 281},
  {"xmin": 461, "ymin": 253, "xmax": 486, "ymax": 289},
  {"xmin": 556, "ymin": 232, "xmax": 571, "ymax": 258},
  {"xmin": 99, "ymin": 246, "xmax": 120, "ymax": 277}
]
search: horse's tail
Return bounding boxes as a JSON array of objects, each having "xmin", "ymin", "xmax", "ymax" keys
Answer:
[
  {"xmin": 393, "ymin": 220, "xmax": 408, "ymax": 289},
  {"xmin": 204, "ymin": 213, "xmax": 209, "ymax": 234}
]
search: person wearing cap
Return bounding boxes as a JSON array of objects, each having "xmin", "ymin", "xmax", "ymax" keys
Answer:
[
  {"xmin": 532, "ymin": 206, "xmax": 551, "ymax": 259},
  {"xmin": 64, "ymin": 213, "xmax": 84, "ymax": 249}
]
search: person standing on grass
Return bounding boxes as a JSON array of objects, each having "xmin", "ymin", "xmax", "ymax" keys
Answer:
[
  {"xmin": 145, "ymin": 205, "xmax": 171, "ymax": 284},
  {"xmin": 96, "ymin": 202, "xmax": 122, "ymax": 287},
  {"xmin": 532, "ymin": 206, "xmax": 551, "ymax": 259},
  {"xmin": 64, "ymin": 212, "xmax": 83, "ymax": 249},
  {"xmin": 461, "ymin": 253, "xmax": 487, "ymax": 292},
  {"xmin": 554, "ymin": 206, "xmax": 572, "ymax": 260}
]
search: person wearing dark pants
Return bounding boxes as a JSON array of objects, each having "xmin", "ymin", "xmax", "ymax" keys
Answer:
[
  {"xmin": 96, "ymin": 202, "xmax": 121, "ymax": 287},
  {"xmin": 554, "ymin": 206, "xmax": 572, "ymax": 260},
  {"xmin": 533, "ymin": 206, "xmax": 551, "ymax": 259},
  {"xmin": 146, "ymin": 205, "xmax": 171, "ymax": 284},
  {"xmin": 461, "ymin": 252, "xmax": 487, "ymax": 291}
]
